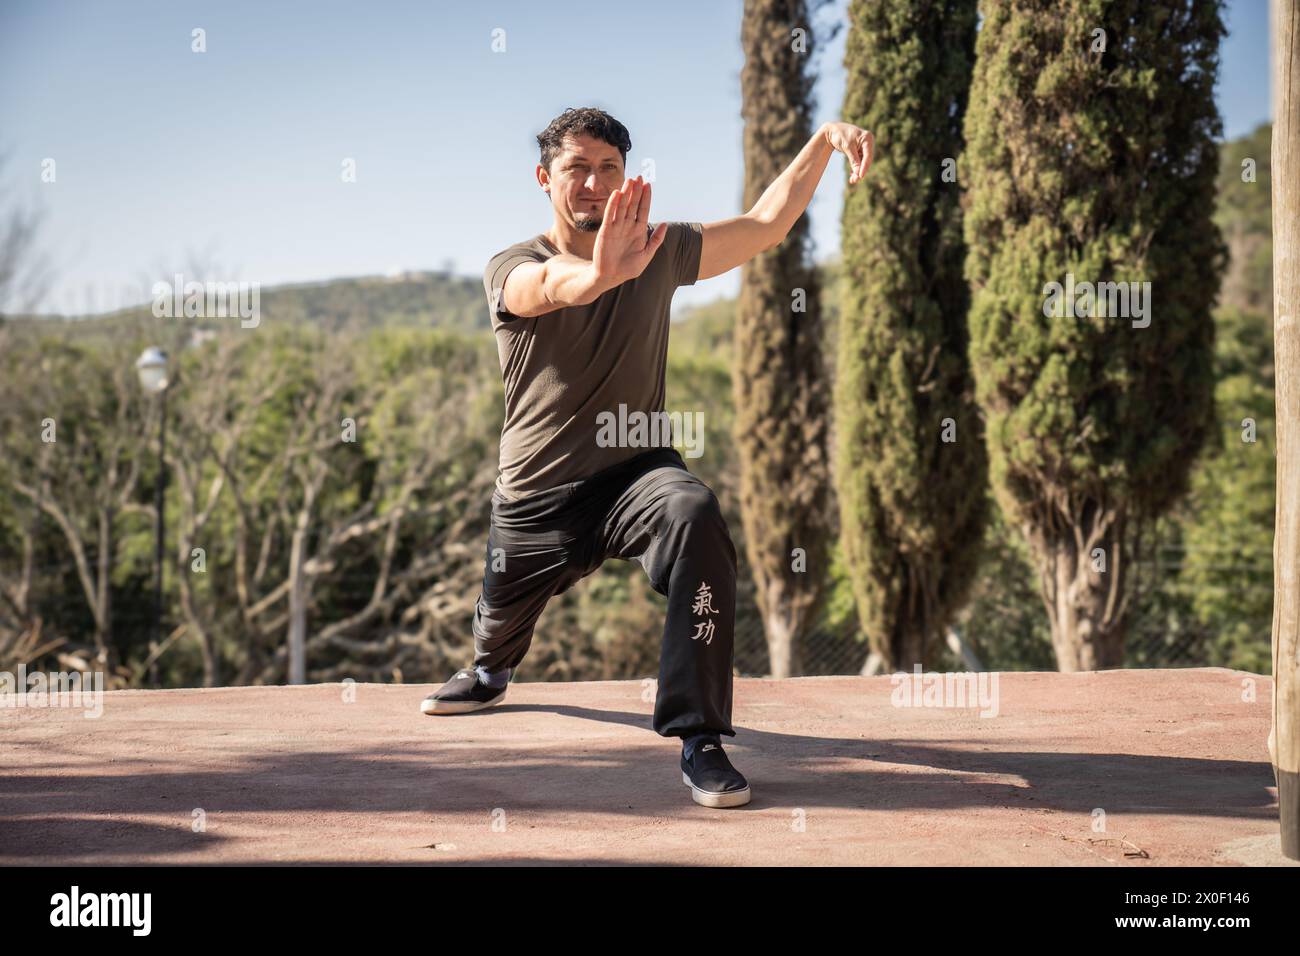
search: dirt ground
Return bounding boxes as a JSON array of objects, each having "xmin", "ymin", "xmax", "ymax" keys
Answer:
[{"xmin": 1, "ymin": 667, "xmax": 1291, "ymax": 865}]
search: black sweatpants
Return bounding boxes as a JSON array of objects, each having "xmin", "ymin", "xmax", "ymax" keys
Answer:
[{"xmin": 471, "ymin": 447, "xmax": 737, "ymax": 741}]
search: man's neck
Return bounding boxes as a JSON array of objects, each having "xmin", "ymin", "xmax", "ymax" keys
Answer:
[{"xmin": 544, "ymin": 221, "xmax": 597, "ymax": 260}]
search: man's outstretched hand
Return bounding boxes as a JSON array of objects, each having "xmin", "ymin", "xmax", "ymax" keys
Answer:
[
  {"xmin": 824, "ymin": 121, "xmax": 874, "ymax": 185},
  {"xmin": 592, "ymin": 175, "xmax": 668, "ymax": 286}
]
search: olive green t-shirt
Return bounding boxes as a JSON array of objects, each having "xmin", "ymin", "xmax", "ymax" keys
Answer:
[{"xmin": 481, "ymin": 221, "xmax": 703, "ymax": 500}]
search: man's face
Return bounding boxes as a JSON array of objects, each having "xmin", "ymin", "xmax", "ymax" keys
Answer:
[{"xmin": 539, "ymin": 133, "xmax": 625, "ymax": 233}]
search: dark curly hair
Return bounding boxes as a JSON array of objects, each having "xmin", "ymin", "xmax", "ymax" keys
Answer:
[{"xmin": 536, "ymin": 107, "xmax": 631, "ymax": 174}]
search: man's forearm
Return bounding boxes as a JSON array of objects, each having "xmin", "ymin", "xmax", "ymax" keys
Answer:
[
  {"xmin": 541, "ymin": 254, "xmax": 613, "ymax": 308},
  {"xmin": 748, "ymin": 122, "xmax": 834, "ymax": 239}
]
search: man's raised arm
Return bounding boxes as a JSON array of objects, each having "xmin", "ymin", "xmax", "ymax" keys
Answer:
[{"xmin": 696, "ymin": 121, "xmax": 873, "ymax": 283}]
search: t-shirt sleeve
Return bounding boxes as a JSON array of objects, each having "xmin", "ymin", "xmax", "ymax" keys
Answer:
[
  {"xmin": 483, "ymin": 245, "xmax": 548, "ymax": 324},
  {"xmin": 668, "ymin": 221, "xmax": 703, "ymax": 287}
]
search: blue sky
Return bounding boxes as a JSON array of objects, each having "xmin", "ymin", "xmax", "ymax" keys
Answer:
[{"xmin": 0, "ymin": 0, "xmax": 1274, "ymax": 317}]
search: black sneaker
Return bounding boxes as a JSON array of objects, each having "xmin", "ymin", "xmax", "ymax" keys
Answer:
[
  {"xmin": 420, "ymin": 667, "xmax": 508, "ymax": 715},
  {"xmin": 681, "ymin": 736, "xmax": 751, "ymax": 808}
]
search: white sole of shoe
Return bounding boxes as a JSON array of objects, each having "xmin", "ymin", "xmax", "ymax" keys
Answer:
[
  {"xmin": 420, "ymin": 687, "xmax": 507, "ymax": 715},
  {"xmin": 682, "ymin": 770, "xmax": 752, "ymax": 808}
]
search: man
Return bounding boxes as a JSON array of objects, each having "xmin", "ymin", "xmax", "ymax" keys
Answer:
[{"xmin": 421, "ymin": 107, "xmax": 872, "ymax": 809}]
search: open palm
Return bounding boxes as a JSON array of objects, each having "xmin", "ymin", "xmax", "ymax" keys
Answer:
[{"xmin": 592, "ymin": 176, "xmax": 668, "ymax": 284}]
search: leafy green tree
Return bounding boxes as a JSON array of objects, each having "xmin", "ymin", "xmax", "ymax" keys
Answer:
[
  {"xmin": 0, "ymin": 326, "xmax": 160, "ymax": 676},
  {"xmin": 835, "ymin": 0, "xmax": 985, "ymax": 669},
  {"xmin": 735, "ymin": 0, "xmax": 834, "ymax": 676},
  {"xmin": 962, "ymin": 0, "xmax": 1227, "ymax": 669}
]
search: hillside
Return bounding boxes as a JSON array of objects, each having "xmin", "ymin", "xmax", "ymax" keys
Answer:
[{"xmin": 4, "ymin": 269, "xmax": 490, "ymax": 333}]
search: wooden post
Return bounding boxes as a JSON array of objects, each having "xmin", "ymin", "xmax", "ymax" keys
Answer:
[{"xmin": 1271, "ymin": 0, "xmax": 1300, "ymax": 861}]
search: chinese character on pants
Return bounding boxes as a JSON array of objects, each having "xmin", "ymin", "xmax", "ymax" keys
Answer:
[{"xmin": 692, "ymin": 581, "xmax": 717, "ymax": 617}]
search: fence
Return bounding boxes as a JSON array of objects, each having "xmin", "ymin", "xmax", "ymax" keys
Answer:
[{"xmin": 2, "ymin": 544, "xmax": 1275, "ymax": 683}]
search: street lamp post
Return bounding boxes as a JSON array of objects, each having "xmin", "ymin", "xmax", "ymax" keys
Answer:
[{"xmin": 136, "ymin": 347, "xmax": 169, "ymax": 682}]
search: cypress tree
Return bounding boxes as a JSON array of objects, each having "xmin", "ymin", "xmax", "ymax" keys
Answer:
[
  {"xmin": 962, "ymin": 0, "xmax": 1227, "ymax": 669},
  {"xmin": 736, "ymin": 0, "xmax": 832, "ymax": 677},
  {"xmin": 835, "ymin": 0, "xmax": 985, "ymax": 670}
]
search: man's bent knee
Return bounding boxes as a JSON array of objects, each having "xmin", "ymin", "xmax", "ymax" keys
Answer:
[
  {"xmin": 664, "ymin": 482, "xmax": 724, "ymax": 528},
  {"xmin": 662, "ymin": 482, "xmax": 736, "ymax": 569}
]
